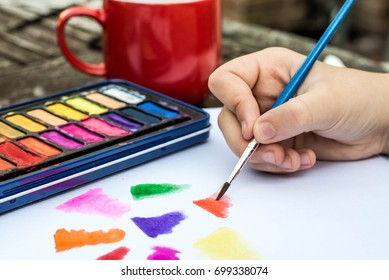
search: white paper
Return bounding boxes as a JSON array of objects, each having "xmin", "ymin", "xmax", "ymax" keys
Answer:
[{"xmin": 0, "ymin": 108, "xmax": 388, "ymax": 260}]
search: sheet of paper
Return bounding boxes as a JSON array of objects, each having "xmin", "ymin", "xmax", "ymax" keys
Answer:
[{"xmin": 0, "ymin": 107, "xmax": 388, "ymax": 260}]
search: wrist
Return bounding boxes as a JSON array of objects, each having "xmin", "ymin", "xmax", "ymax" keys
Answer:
[
  {"xmin": 379, "ymin": 73, "xmax": 389, "ymax": 155},
  {"xmin": 382, "ymin": 127, "xmax": 389, "ymax": 155}
]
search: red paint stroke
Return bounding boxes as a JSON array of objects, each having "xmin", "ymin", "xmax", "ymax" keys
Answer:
[
  {"xmin": 147, "ymin": 246, "xmax": 180, "ymax": 260},
  {"xmin": 97, "ymin": 246, "xmax": 130, "ymax": 260},
  {"xmin": 193, "ymin": 195, "xmax": 231, "ymax": 218},
  {"xmin": 54, "ymin": 228, "xmax": 125, "ymax": 252}
]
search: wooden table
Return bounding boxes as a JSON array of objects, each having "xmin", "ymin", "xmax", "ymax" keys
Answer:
[{"xmin": 0, "ymin": 4, "xmax": 387, "ymax": 108}]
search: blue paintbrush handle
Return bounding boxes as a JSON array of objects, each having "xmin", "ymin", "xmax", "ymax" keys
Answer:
[{"xmin": 271, "ymin": 0, "xmax": 355, "ymax": 108}]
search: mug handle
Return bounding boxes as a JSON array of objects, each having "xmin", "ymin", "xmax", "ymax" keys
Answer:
[{"xmin": 57, "ymin": 7, "xmax": 106, "ymax": 76}]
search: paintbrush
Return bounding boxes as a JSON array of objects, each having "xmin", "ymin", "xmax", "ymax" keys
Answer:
[{"xmin": 215, "ymin": 0, "xmax": 356, "ymax": 201}]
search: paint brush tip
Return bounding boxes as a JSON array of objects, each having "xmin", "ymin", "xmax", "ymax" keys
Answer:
[{"xmin": 215, "ymin": 182, "xmax": 230, "ymax": 201}]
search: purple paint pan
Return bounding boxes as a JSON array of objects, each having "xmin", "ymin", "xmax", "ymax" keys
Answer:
[{"xmin": 101, "ymin": 113, "xmax": 143, "ymax": 131}]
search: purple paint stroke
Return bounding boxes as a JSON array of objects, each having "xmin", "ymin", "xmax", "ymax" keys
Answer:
[
  {"xmin": 56, "ymin": 188, "xmax": 130, "ymax": 218},
  {"xmin": 147, "ymin": 246, "xmax": 180, "ymax": 260},
  {"xmin": 131, "ymin": 211, "xmax": 186, "ymax": 238}
]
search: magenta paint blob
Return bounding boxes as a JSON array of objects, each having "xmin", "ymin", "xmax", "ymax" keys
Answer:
[{"xmin": 147, "ymin": 246, "xmax": 180, "ymax": 260}]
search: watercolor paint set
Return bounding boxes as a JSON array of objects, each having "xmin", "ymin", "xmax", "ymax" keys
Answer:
[{"xmin": 0, "ymin": 80, "xmax": 210, "ymax": 214}]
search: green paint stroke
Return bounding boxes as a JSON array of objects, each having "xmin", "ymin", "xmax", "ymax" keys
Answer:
[{"xmin": 130, "ymin": 183, "xmax": 190, "ymax": 200}]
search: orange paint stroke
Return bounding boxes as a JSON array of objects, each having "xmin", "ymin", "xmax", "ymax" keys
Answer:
[
  {"xmin": 54, "ymin": 228, "xmax": 125, "ymax": 252},
  {"xmin": 193, "ymin": 195, "xmax": 231, "ymax": 218}
]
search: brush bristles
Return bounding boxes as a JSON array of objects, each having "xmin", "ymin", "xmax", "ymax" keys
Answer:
[{"xmin": 215, "ymin": 182, "xmax": 230, "ymax": 201}]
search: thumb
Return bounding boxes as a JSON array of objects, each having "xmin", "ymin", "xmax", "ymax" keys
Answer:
[{"xmin": 253, "ymin": 93, "xmax": 333, "ymax": 144}]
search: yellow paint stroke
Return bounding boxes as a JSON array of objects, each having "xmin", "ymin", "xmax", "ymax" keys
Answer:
[
  {"xmin": 54, "ymin": 228, "xmax": 125, "ymax": 252},
  {"xmin": 194, "ymin": 227, "xmax": 260, "ymax": 260},
  {"xmin": 65, "ymin": 97, "xmax": 108, "ymax": 115}
]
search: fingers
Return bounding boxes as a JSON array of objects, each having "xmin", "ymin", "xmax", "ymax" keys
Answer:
[
  {"xmin": 209, "ymin": 55, "xmax": 261, "ymax": 140},
  {"xmin": 249, "ymin": 145, "xmax": 316, "ymax": 173},
  {"xmin": 218, "ymin": 106, "xmax": 317, "ymax": 173},
  {"xmin": 253, "ymin": 90, "xmax": 336, "ymax": 144},
  {"xmin": 217, "ymin": 106, "xmax": 249, "ymax": 157},
  {"xmin": 213, "ymin": 48, "xmax": 387, "ymax": 173},
  {"xmin": 209, "ymin": 48, "xmax": 306, "ymax": 141}
]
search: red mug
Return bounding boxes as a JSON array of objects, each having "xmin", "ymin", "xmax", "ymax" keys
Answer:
[{"xmin": 57, "ymin": 0, "xmax": 221, "ymax": 105}]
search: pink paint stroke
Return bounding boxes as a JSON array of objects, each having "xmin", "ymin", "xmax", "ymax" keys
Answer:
[{"xmin": 56, "ymin": 188, "xmax": 130, "ymax": 218}]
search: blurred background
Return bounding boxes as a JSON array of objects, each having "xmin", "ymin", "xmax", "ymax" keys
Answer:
[
  {"xmin": 223, "ymin": 0, "xmax": 389, "ymax": 62},
  {"xmin": 1, "ymin": 0, "xmax": 387, "ymax": 62},
  {"xmin": 0, "ymin": 0, "xmax": 388, "ymax": 107}
]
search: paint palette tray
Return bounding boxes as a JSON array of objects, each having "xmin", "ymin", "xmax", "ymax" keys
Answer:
[{"xmin": 0, "ymin": 80, "xmax": 210, "ymax": 214}]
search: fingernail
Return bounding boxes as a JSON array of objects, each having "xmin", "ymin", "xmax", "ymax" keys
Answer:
[
  {"xmin": 256, "ymin": 122, "xmax": 276, "ymax": 141},
  {"xmin": 280, "ymin": 159, "xmax": 292, "ymax": 169},
  {"xmin": 262, "ymin": 151, "xmax": 275, "ymax": 164},
  {"xmin": 301, "ymin": 153, "xmax": 311, "ymax": 165}
]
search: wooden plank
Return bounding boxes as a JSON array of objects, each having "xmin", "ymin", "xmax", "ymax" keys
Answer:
[
  {"xmin": 6, "ymin": 23, "xmax": 89, "ymax": 59},
  {"xmin": 355, "ymin": 0, "xmax": 389, "ymax": 15},
  {"xmin": 0, "ymin": 57, "xmax": 13, "ymax": 69},
  {"xmin": 2, "ymin": 5, "xmax": 98, "ymax": 41},
  {"xmin": 222, "ymin": 0, "xmax": 309, "ymax": 31},
  {"xmin": 13, "ymin": 25, "xmax": 62, "ymax": 50},
  {"xmin": 42, "ymin": 18, "xmax": 100, "ymax": 43},
  {"xmin": 22, "ymin": 4, "xmax": 53, "ymax": 15},
  {"xmin": 1, "ymin": 5, "xmax": 99, "ymax": 44},
  {"xmin": 0, "ymin": 9, "xmax": 24, "ymax": 27},
  {"xmin": 0, "ymin": 37, "xmax": 43, "ymax": 64},
  {"xmin": 0, "ymin": 29, "xmax": 57, "ymax": 58},
  {"xmin": 219, "ymin": 19, "xmax": 385, "ymax": 74},
  {"xmin": 0, "ymin": 53, "xmax": 103, "ymax": 108},
  {"xmin": 0, "ymin": 5, "xmax": 101, "ymax": 66},
  {"xmin": 0, "ymin": 5, "xmax": 38, "ymax": 21}
]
